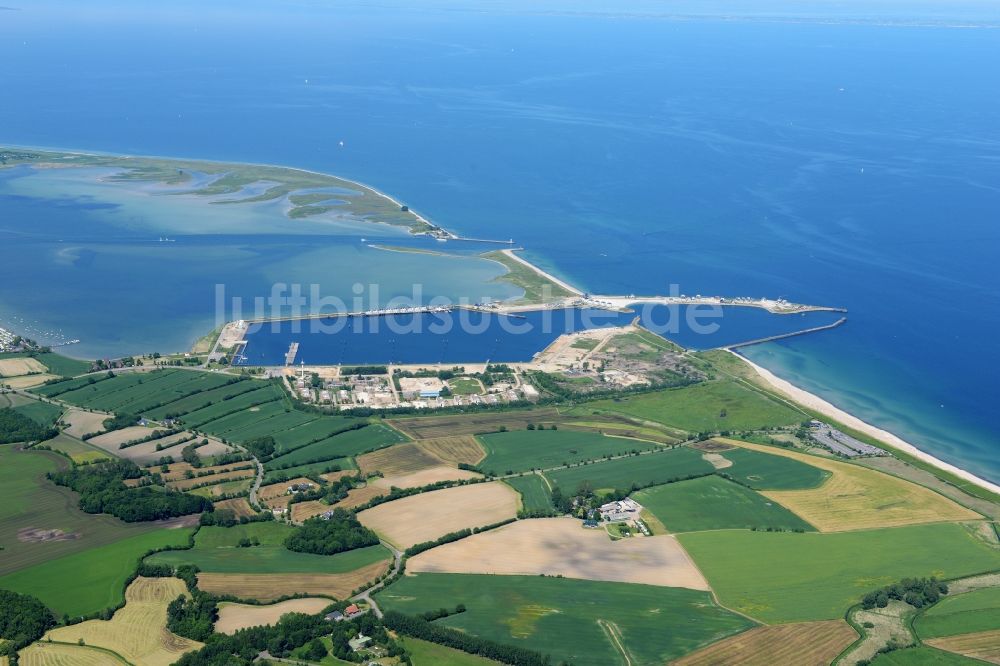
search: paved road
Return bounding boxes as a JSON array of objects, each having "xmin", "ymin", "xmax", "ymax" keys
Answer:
[{"xmin": 351, "ymin": 540, "xmax": 403, "ymax": 619}]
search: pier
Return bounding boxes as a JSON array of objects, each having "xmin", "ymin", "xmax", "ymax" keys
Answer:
[
  {"xmin": 720, "ymin": 316, "xmax": 847, "ymax": 350},
  {"xmin": 284, "ymin": 342, "xmax": 300, "ymax": 365}
]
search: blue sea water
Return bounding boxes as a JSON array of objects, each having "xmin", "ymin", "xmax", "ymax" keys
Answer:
[
  {"xmin": 1, "ymin": 1, "xmax": 998, "ymax": 482},
  {"xmin": 236, "ymin": 306, "xmax": 845, "ymax": 365}
]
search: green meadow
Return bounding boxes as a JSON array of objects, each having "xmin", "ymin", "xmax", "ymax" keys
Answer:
[
  {"xmin": 375, "ymin": 573, "xmax": 754, "ymax": 666},
  {"xmin": 146, "ymin": 523, "xmax": 389, "ymax": 574},
  {"xmin": 719, "ymin": 446, "xmax": 830, "ymax": 490},
  {"xmin": 915, "ymin": 586, "xmax": 1000, "ymax": 639},
  {"xmin": 504, "ymin": 474, "xmax": 554, "ymax": 512},
  {"xmin": 679, "ymin": 523, "xmax": 1000, "ymax": 624},
  {"xmin": 586, "ymin": 379, "xmax": 805, "ymax": 433},
  {"xmin": 398, "ymin": 636, "xmax": 499, "ymax": 666},
  {"xmin": 0, "ymin": 445, "xmax": 157, "ymax": 576},
  {"xmin": 477, "ymin": 429, "xmax": 657, "ymax": 475},
  {"xmin": 544, "ymin": 446, "xmax": 713, "ymax": 493},
  {"xmin": 0, "ymin": 526, "xmax": 195, "ymax": 617},
  {"xmin": 633, "ymin": 475, "xmax": 815, "ymax": 533},
  {"xmin": 0, "ymin": 351, "xmax": 91, "ymax": 377},
  {"xmin": 870, "ymin": 647, "xmax": 984, "ymax": 665}
]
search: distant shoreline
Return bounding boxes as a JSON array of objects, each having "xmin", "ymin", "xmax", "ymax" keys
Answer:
[{"xmin": 733, "ymin": 350, "xmax": 1000, "ymax": 496}]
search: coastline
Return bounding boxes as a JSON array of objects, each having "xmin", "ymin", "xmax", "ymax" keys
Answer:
[
  {"xmin": 498, "ymin": 248, "xmax": 583, "ymax": 297},
  {"xmin": 731, "ymin": 350, "xmax": 1000, "ymax": 496}
]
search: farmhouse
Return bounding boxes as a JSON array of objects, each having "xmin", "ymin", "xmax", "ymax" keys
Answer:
[
  {"xmin": 599, "ymin": 497, "xmax": 642, "ymax": 522},
  {"xmin": 349, "ymin": 633, "xmax": 372, "ymax": 652},
  {"xmin": 344, "ymin": 603, "xmax": 364, "ymax": 618},
  {"xmin": 324, "ymin": 610, "xmax": 345, "ymax": 622},
  {"xmin": 286, "ymin": 482, "xmax": 314, "ymax": 494}
]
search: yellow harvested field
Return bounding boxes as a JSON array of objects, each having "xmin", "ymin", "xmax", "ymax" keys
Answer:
[
  {"xmin": 321, "ymin": 469, "xmax": 356, "ymax": 483},
  {"xmin": 19, "ymin": 643, "xmax": 125, "ymax": 666},
  {"xmin": 928, "ymin": 629, "xmax": 1000, "ymax": 664},
  {"xmin": 358, "ymin": 482, "xmax": 519, "ymax": 549},
  {"xmin": 290, "ymin": 500, "xmax": 330, "ymax": 523},
  {"xmin": 87, "ymin": 426, "xmax": 163, "ymax": 455},
  {"xmin": 213, "ymin": 497, "xmax": 257, "ymax": 519},
  {"xmin": 373, "ymin": 465, "xmax": 481, "ymax": 490},
  {"xmin": 62, "ymin": 409, "xmax": 109, "ymax": 438},
  {"xmin": 722, "ymin": 439, "xmax": 981, "ymax": 531},
  {"xmin": 167, "ymin": 468, "xmax": 255, "ymax": 491},
  {"xmin": 4, "ymin": 374, "xmax": 58, "ymax": 389},
  {"xmin": 192, "ymin": 437, "xmax": 232, "ymax": 458},
  {"xmin": 215, "ymin": 598, "xmax": 331, "ymax": 634},
  {"xmin": 259, "ymin": 478, "xmax": 314, "ymax": 504},
  {"xmin": 673, "ymin": 619, "xmax": 858, "ymax": 666},
  {"xmin": 44, "ymin": 577, "xmax": 201, "ymax": 666},
  {"xmin": 357, "ymin": 442, "xmax": 444, "ymax": 476},
  {"xmin": 416, "ymin": 435, "xmax": 486, "ymax": 466},
  {"xmin": 197, "ymin": 561, "xmax": 390, "ymax": 601},
  {"xmin": 408, "ymin": 517, "xmax": 709, "ymax": 590},
  {"xmin": 0, "ymin": 358, "xmax": 47, "ymax": 376}
]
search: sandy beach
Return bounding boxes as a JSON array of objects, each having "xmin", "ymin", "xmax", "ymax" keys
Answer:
[{"xmin": 732, "ymin": 350, "xmax": 1000, "ymax": 496}]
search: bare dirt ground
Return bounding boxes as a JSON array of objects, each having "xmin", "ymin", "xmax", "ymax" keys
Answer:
[
  {"xmin": 161, "ymin": 461, "xmax": 254, "ymax": 482},
  {"xmin": 4, "ymin": 374, "xmax": 57, "ymax": 389},
  {"xmin": 18, "ymin": 527, "xmax": 80, "ymax": 542},
  {"xmin": 673, "ymin": 619, "xmax": 858, "ymax": 666},
  {"xmin": 407, "ymin": 517, "xmax": 710, "ymax": 590},
  {"xmin": 702, "ymin": 452, "xmax": 733, "ymax": 469},
  {"xmin": 372, "ymin": 465, "xmax": 481, "ymax": 490},
  {"xmin": 88, "ymin": 426, "xmax": 161, "ymax": 454},
  {"xmin": 166, "ymin": 468, "xmax": 254, "ymax": 491},
  {"xmin": 290, "ymin": 500, "xmax": 330, "ymax": 523},
  {"xmin": 215, "ymin": 598, "xmax": 331, "ymax": 634},
  {"xmin": 197, "ymin": 561, "xmax": 390, "ymax": 601},
  {"xmin": 357, "ymin": 482, "xmax": 519, "ymax": 549},
  {"xmin": 321, "ymin": 470, "xmax": 356, "ymax": 483},
  {"xmin": 62, "ymin": 408, "xmax": 109, "ymax": 438}
]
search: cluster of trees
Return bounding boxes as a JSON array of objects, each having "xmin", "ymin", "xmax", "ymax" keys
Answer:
[
  {"xmin": 862, "ymin": 577, "xmax": 949, "ymax": 610},
  {"xmin": 243, "ymin": 435, "xmax": 276, "ymax": 459},
  {"xmin": 404, "ymin": 519, "xmax": 517, "ymax": 557},
  {"xmin": 199, "ymin": 508, "xmax": 272, "ymax": 528},
  {"xmin": 284, "ymin": 510, "xmax": 379, "ymax": 555},
  {"xmin": 181, "ymin": 441, "xmax": 204, "ymax": 467},
  {"xmin": 340, "ymin": 365, "xmax": 388, "ymax": 376},
  {"xmin": 383, "ymin": 611, "xmax": 551, "ymax": 666},
  {"xmin": 0, "ymin": 407, "xmax": 57, "ymax": 444},
  {"xmin": 0, "ymin": 590, "xmax": 55, "ymax": 658},
  {"xmin": 48, "ymin": 459, "xmax": 211, "ymax": 522},
  {"xmin": 174, "ymin": 611, "xmax": 341, "ymax": 665},
  {"xmin": 101, "ymin": 411, "xmax": 138, "ymax": 432},
  {"xmin": 288, "ymin": 473, "xmax": 360, "ymax": 506}
]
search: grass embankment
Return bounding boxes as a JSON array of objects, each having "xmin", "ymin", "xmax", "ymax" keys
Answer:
[
  {"xmin": 679, "ymin": 522, "xmax": 1000, "ymax": 624},
  {"xmin": 376, "ymin": 573, "xmax": 754, "ymax": 666},
  {"xmin": 481, "ymin": 250, "xmax": 576, "ymax": 303}
]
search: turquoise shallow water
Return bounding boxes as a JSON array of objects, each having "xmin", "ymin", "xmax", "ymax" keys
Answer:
[{"xmin": 1, "ymin": 1, "xmax": 998, "ymax": 482}]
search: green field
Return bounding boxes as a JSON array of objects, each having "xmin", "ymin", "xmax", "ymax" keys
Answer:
[
  {"xmin": 870, "ymin": 646, "xmax": 984, "ymax": 665},
  {"xmin": 376, "ymin": 573, "xmax": 754, "ymax": 666},
  {"xmin": 262, "ymin": 458, "xmax": 356, "ymax": 484},
  {"xmin": 586, "ymin": 379, "xmax": 805, "ymax": 433},
  {"xmin": 679, "ymin": 523, "xmax": 1000, "ymax": 624},
  {"xmin": 544, "ymin": 446, "xmax": 714, "ymax": 493},
  {"xmin": 481, "ymin": 250, "xmax": 576, "ymax": 303},
  {"xmin": 719, "ymin": 446, "xmax": 830, "ymax": 490},
  {"xmin": 264, "ymin": 424, "xmax": 404, "ymax": 470},
  {"xmin": 915, "ymin": 587, "xmax": 1000, "ymax": 639},
  {"xmin": 41, "ymin": 433, "xmax": 112, "ymax": 464},
  {"xmin": 448, "ymin": 378, "xmax": 483, "ymax": 396},
  {"xmin": 477, "ymin": 430, "xmax": 658, "ymax": 475},
  {"xmin": 398, "ymin": 636, "xmax": 499, "ymax": 665},
  {"xmin": 148, "ymin": 543, "xmax": 389, "ymax": 574},
  {"xmin": 504, "ymin": 474, "xmax": 554, "ymax": 512},
  {"xmin": 144, "ymin": 379, "xmax": 262, "ymax": 419},
  {"xmin": 0, "ymin": 526, "xmax": 195, "ymax": 617},
  {"xmin": 0, "ymin": 351, "xmax": 91, "ymax": 377},
  {"xmin": 633, "ymin": 475, "xmax": 815, "ymax": 533},
  {"xmin": 13, "ymin": 399, "xmax": 63, "ymax": 426},
  {"xmin": 0, "ymin": 445, "xmax": 158, "ymax": 576}
]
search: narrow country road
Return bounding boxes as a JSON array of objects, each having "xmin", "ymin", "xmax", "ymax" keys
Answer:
[{"xmin": 351, "ymin": 540, "xmax": 403, "ymax": 618}]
